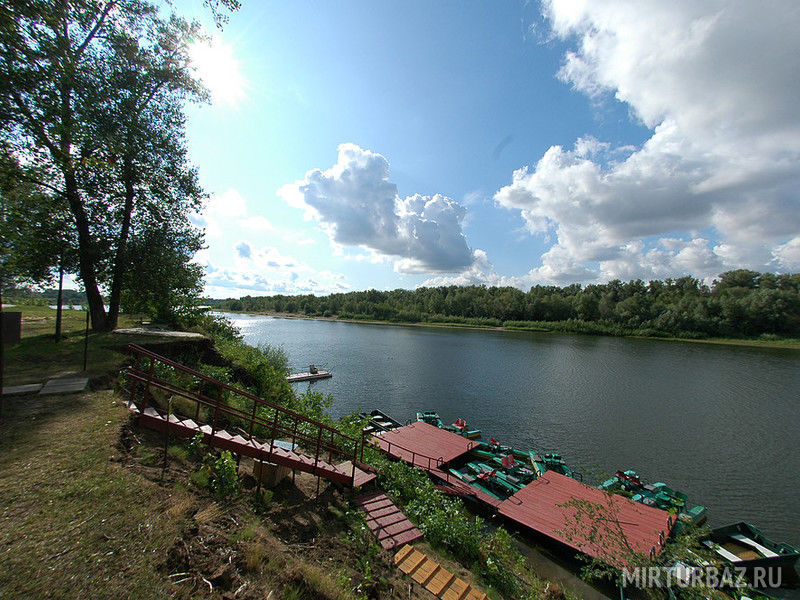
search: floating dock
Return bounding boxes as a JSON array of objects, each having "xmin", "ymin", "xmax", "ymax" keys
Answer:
[
  {"xmin": 286, "ymin": 370, "xmax": 332, "ymax": 382},
  {"xmin": 371, "ymin": 422, "xmax": 674, "ymax": 566}
]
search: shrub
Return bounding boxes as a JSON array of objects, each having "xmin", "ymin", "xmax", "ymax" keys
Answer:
[{"xmin": 212, "ymin": 451, "xmax": 239, "ymax": 498}]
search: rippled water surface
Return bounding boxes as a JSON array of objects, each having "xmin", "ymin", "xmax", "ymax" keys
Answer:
[{"xmin": 225, "ymin": 313, "xmax": 800, "ymax": 543}]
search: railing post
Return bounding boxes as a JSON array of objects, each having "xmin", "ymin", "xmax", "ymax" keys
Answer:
[
  {"xmin": 313, "ymin": 428, "xmax": 323, "ymax": 473},
  {"xmin": 268, "ymin": 408, "xmax": 280, "ymax": 455},
  {"xmin": 141, "ymin": 357, "xmax": 155, "ymax": 416},
  {"xmin": 291, "ymin": 416, "xmax": 298, "ymax": 450},
  {"xmin": 359, "ymin": 430, "xmax": 365, "ymax": 463},
  {"xmin": 328, "ymin": 430, "xmax": 334, "ymax": 463},
  {"xmin": 129, "ymin": 352, "xmax": 141, "ymax": 407},
  {"xmin": 248, "ymin": 398, "xmax": 258, "ymax": 440},
  {"xmin": 211, "ymin": 383, "xmax": 222, "ymax": 441}
]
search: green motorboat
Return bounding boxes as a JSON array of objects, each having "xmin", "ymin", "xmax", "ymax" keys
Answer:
[
  {"xmin": 599, "ymin": 469, "xmax": 708, "ymax": 530},
  {"xmin": 416, "ymin": 411, "xmax": 481, "ymax": 439}
]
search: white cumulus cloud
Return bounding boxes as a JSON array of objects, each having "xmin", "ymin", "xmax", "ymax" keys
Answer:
[
  {"xmin": 198, "ymin": 245, "xmax": 350, "ymax": 297},
  {"xmin": 279, "ymin": 143, "xmax": 480, "ymax": 274},
  {"xmin": 495, "ymin": 0, "xmax": 800, "ymax": 284}
]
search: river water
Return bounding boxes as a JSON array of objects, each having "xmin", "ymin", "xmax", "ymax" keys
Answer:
[{"xmin": 224, "ymin": 313, "xmax": 800, "ymax": 546}]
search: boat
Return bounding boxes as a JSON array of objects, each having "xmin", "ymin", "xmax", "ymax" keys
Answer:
[
  {"xmin": 701, "ymin": 522, "xmax": 800, "ymax": 576},
  {"xmin": 416, "ymin": 411, "xmax": 481, "ymax": 439},
  {"xmin": 599, "ymin": 469, "xmax": 707, "ymax": 527},
  {"xmin": 473, "ymin": 436, "xmax": 579, "ymax": 481},
  {"xmin": 448, "ymin": 460, "xmax": 522, "ymax": 500},
  {"xmin": 541, "ymin": 452, "xmax": 573, "ymax": 478},
  {"xmin": 359, "ymin": 409, "xmax": 402, "ymax": 435}
]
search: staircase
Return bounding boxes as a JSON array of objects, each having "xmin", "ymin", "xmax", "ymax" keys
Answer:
[{"xmin": 124, "ymin": 344, "xmax": 374, "ymax": 487}]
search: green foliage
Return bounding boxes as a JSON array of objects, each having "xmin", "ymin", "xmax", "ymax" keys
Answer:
[
  {"xmin": 209, "ymin": 271, "xmax": 800, "ymax": 340},
  {"xmin": 187, "ymin": 434, "xmax": 205, "ymax": 458},
  {"xmin": 166, "ymin": 444, "xmax": 189, "ymax": 461},
  {"xmin": 0, "ymin": 1, "xmax": 208, "ymax": 331},
  {"xmin": 119, "ymin": 224, "xmax": 205, "ymax": 326},
  {"xmin": 375, "ymin": 457, "xmax": 519, "ymax": 595},
  {"xmin": 252, "ymin": 488, "xmax": 274, "ymax": 513},
  {"xmin": 211, "ymin": 450, "xmax": 238, "ymax": 498},
  {"xmin": 189, "ymin": 467, "xmax": 210, "ymax": 489}
]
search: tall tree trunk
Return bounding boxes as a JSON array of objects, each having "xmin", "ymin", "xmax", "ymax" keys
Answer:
[
  {"xmin": 56, "ymin": 4, "xmax": 107, "ymax": 332},
  {"xmin": 0, "ymin": 280, "xmax": 5, "ymax": 417},
  {"xmin": 55, "ymin": 258, "xmax": 64, "ymax": 342},
  {"xmin": 106, "ymin": 156, "xmax": 135, "ymax": 330},
  {"xmin": 64, "ymin": 171, "xmax": 108, "ymax": 331}
]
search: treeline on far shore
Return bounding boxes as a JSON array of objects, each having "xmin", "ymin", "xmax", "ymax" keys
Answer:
[{"xmin": 209, "ymin": 270, "xmax": 800, "ymax": 340}]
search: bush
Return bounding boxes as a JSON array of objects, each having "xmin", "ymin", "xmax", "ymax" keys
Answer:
[
  {"xmin": 212, "ymin": 450, "xmax": 239, "ymax": 498},
  {"xmin": 375, "ymin": 458, "xmax": 519, "ymax": 595}
]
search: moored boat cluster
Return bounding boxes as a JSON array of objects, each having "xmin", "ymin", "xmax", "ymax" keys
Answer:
[{"xmin": 362, "ymin": 408, "xmax": 800, "ymax": 594}]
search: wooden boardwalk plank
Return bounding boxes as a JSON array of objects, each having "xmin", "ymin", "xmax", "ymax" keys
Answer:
[
  {"xmin": 397, "ymin": 548, "xmax": 426, "ymax": 574},
  {"xmin": 394, "ymin": 546, "xmax": 488, "ymax": 600},
  {"xmin": 427, "ymin": 569, "xmax": 456, "ymax": 595},
  {"xmin": 411, "ymin": 558, "xmax": 438, "ymax": 585},
  {"xmin": 440, "ymin": 578, "xmax": 469, "ymax": 600},
  {"xmin": 356, "ymin": 493, "xmax": 423, "ymax": 550},
  {"xmin": 394, "ymin": 544, "xmax": 414, "ymax": 564}
]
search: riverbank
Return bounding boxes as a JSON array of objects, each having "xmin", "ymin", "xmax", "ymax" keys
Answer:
[
  {"xmin": 1, "ymin": 307, "xmax": 583, "ymax": 600},
  {"xmin": 218, "ymin": 310, "xmax": 800, "ymax": 350}
]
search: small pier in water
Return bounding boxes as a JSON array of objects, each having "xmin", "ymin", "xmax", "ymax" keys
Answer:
[{"xmin": 286, "ymin": 364, "xmax": 332, "ymax": 382}]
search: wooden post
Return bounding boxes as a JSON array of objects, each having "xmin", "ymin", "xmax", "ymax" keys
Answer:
[{"xmin": 54, "ymin": 259, "xmax": 64, "ymax": 343}]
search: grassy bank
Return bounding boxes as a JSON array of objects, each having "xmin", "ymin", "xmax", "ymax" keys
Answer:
[
  {"xmin": 218, "ymin": 309, "xmax": 800, "ymax": 350},
  {"xmin": 1, "ymin": 308, "xmax": 583, "ymax": 599},
  {"xmin": 2, "ymin": 305, "xmax": 156, "ymax": 387}
]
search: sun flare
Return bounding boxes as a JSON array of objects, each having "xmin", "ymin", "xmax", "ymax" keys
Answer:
[{"xmin": 189, "ymin": 38, "xmax": 246, "ymax": 107}]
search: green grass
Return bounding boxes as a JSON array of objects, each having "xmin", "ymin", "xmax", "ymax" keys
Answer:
[
  {"xmin": 0, "ymin": 390, "xmax": 190, "ymax": 599},
  {"xmin": 2, "ymin": 305, "xmax": 193, "ymax": 387}
]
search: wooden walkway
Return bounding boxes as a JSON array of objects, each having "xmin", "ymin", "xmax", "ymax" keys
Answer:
[
  {"xmin": 125, "ymin": 344, "xmax": 370, "ymax": 488},
  {"xmin": 394, "ymin": 545, "xmax": 488, "ymax": 600},
  {"xmin": 355, "ymin": 492, "xmax": 423, "ymax": 550},
  {"xmin": 128, "ymin": 403, "xmax": 369, "ymax": 485}
]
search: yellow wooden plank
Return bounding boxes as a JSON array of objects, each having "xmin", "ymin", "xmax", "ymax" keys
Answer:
[
  {"xmin": 412, "ymin": 558, "xmax": 439, "ymax": 585},
  {"xmin": 427, "ymin": 568, "xmax": 456, "ymax": 596},
  {"xmin": 421, "ymin": 564, "xmax": 443, "ymax": 589},
  {"xmin": 394, "ymin": 544, "xmax": 414, "ymax": 565},
  {"xmin": 397, "ymin": 549, "xmax": 426, "ymax": 575},
  {"xmin": 441, "ymin": 577, "xmax": 470, "ymax": 600},
  {"xmin": 464, "ymin": 588, "xmax": 488, "ymax": 600}
]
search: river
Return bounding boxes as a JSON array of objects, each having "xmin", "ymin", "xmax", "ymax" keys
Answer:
[{"xmin": 223, "ymin": 313, "xmax": 800, "ymax": 547}]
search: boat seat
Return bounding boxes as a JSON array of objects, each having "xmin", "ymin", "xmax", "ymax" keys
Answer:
[
  {"xmin": 704, "ymin": 541, "xmax": 743, "ymax": 563},
  {"xmin": 730, "ymin": 534, "xmax": 779, "ymax": 558}
]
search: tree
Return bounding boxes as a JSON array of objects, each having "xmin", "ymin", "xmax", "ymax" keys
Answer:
[
  {"xmin": 0, "ymin": 1, "xmax": 206, "ymax": 331},
  {"xmin": 120, "ymin": 220, "xmax": 204, "ymax": 324}
]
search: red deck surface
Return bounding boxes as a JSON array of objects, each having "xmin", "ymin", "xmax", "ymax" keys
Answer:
[
  {"xmin": 355, "ymin": 492, "xmax": 424, "ymax": 550},
  {"xmin": 372, "ymin": 422, "xmax": 477, "ymax": 469},
  {"xmin": 498, "ymin": 471, "xmax": 674, "ymax": 566}
]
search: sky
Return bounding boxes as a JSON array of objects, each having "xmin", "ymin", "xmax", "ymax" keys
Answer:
[{"xmin": 174, "ymin": 0, "xmax": 800, "ymax": 299}]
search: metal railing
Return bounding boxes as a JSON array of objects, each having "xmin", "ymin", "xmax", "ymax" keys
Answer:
[
  {"xmin": 125, "ymin": 344, "xmax": 363, "ymax": 483},
  {"xmin": 367, "ymin": 431, "xmax": 480, "ymax": 492}
]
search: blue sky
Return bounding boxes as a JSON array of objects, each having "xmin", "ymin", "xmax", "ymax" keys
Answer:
[{"xmin": 176, "ymin": 1, "xmax": 800, "ymax": 298}]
